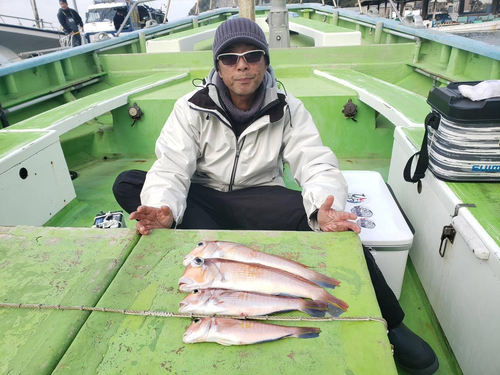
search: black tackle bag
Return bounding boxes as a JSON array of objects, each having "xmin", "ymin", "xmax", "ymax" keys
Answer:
[{"xmin": 404, "ymin": 81, "xmax": 500, "ymax": 183}]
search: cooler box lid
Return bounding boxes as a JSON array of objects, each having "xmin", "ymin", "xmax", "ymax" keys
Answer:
[
  {"xmin": 427, "ymin": 81, "xmax": 500, "ymax": 123},
  {"xmin": 342, "ymin": 171, "xmax": 413, "ymax": 249}
]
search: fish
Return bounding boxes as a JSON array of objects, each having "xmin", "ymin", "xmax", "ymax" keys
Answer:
[
  {"xmin": 183, "ymin": 241, "xmax": 340, "ymax": 289},
  {"xmin": 178, "ymin": 257, "xmax": 348, "ymax": 315},
  {"xmin": 179, "ymin": 288, "xmax": 328, "ymax": 317},
  {"xmin": 183, "ymin": 317, "xmax": 321, "ymax": 346}
]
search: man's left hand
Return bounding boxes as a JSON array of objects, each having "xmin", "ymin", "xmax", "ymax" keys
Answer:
[{"xmin": 318, "ymin": 195, "xmax": 361, "ymax": 234}]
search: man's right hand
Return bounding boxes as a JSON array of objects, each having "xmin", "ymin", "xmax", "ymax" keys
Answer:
[{"xmin": 129, "ymin": 205, "xmax": 174, "ymax": 235}]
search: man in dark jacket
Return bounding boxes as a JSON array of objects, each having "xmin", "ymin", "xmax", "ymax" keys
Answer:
[
  {"xmin": 57, "ymin": 0, "xmax": 84, "ymax": 47},
  {"xmin": 113, "ymin": 9, "xmax": 126, "ymax": 32}
]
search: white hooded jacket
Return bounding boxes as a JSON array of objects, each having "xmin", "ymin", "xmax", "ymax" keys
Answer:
[{"xmin": 141, "ymin": 67, "xmax": 348, "ymax": 231}]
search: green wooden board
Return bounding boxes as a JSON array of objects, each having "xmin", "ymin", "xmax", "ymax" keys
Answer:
[
  {"xmin": 290, "ymin": 17, "xmax": 357, "ymax": 33},
  {"xmin": 0, "ymin": 226, "xmax": 138, "ymax": 375},
  {"xmin": 402, "ymin": 127, "xmax": 500, "ymax": 248},
  {"xmin": 53, "ymin": 230, "xmax": 396, "ymax": 375},
  {"xmin": 154, "ymin": 22, "xmax": 222, "ymax": 41},
  {"xmin": 0, "ymin": 131, "xmax": 46, "ymax": 159},
  {"xmin": 321, "ymin": 69, "xmax": 430, "ymax": 124},
  {"xmin": 9, "ymin": 73, "xmax": 185, "ymax": 131}
]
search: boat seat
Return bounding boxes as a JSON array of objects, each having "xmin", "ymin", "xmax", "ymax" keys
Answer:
[
  {"xmin": 255, "ymin": 17, "xmax": 362, "ymax": 47},
  {"xmin": 314, "ymin": 69, "xmax": 430, "ymax": 127},
  {"xmin": 6, "ymin": 72, "xmax": 188, "ymax": 137},
  {"xmin": 0, "ymin": 72, "xmax": 188, "ymax": 226},
  {"xmin": 146, "ymin": 22, "xmax": 221, "ymax": 53},
  {"xmin": 289, "ymin": 17, "xmax": 362, "ymax": 46}
]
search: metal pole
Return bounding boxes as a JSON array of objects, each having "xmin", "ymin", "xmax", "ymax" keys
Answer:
[
  {"xmin": 72, "ymin": 0, "xmax": 79, "ymax": 13},
  {"xmin": 210, "ymin": 0, "xmax": 214, "ymax": 10},
  {"xmin": 117, "ymin": 1, "xmax": 139, "ymax": 36},
  {"xmin": 163, "ymin": 0, "xmax": 171, "ymax": 22},
  {"xmin": 432, "ymin": 0, "xmax": 438, "ymax": 20},
  {"xmin": 387, "ymin": 0, "xmax": 403, "ymax": 21},
  {"xmin": 358, "ymin": 0, "xmax": 364, "ymax": 14},
  {"xmin": 195, "ymin": 0, "xmax": 200, "ymax": 15},
  {"xmin": 239, "ymin": 0, "xmax": 255, "ymax": 20},
  {"xmin": 30, "ymin": 0, "xmax": 41, "ymax": 28}
]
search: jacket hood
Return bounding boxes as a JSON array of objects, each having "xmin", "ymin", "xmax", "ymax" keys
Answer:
[{"xmin": 188, "ymin": 66, "xmax": 286, "ymax": 126}]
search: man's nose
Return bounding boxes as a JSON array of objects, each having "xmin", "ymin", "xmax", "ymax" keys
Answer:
[{"xmin": 236, "ymin": 56, "xmax": 249, "ymax": 70}]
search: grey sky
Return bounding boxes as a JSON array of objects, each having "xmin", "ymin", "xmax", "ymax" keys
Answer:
[{"xmin": 0, "ymin": 0, "xmax": 196, "ymax": 28}]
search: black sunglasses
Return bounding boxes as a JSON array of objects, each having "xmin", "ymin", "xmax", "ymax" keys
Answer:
[{"xmin": 217, "ymin": 50, "xmax": 265, "ymax": 66}]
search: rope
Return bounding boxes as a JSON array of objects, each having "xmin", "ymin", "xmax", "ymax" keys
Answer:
[{"xmin": 0, "ymin": 302, "xmax": 387, "ymax": 330}]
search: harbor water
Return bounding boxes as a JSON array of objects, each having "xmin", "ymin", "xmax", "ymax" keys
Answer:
[{"xmin": 456, "ymin": 31, "xmax": 500, "ymax": 47}]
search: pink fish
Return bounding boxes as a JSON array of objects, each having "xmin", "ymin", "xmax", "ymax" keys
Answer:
[
  {"xmin": 183, "ymin": 241, "xmax": 340, "ymax": 289},
  {"xmin": 179, "ymin": 257, "xmax": 348, "ymax": 315},
  {"xmin": 183, "ymin": 317, "xmax": 320, "ymax": 346},
  {"xmin": 179, "ymin": 289, "xmax": 328, "ymax": 317}
]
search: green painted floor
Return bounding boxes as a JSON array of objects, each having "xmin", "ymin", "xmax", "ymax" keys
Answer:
[{"xmin": 47, "ymin": 157, "xmax": 462, "ymax": 374}]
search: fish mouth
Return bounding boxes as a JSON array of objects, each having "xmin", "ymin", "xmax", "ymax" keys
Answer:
[
  {"xmin": 183, "ymin": 255, "xmax": 194, "ymax": 267},
  {"xmin": 178, "ymin": 277, "xmax": 194, "ymax": 291}
]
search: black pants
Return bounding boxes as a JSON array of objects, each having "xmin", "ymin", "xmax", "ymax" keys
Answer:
[{"xmin": 113, "ymin": 170, "xmax": 405, "ymax": 329}]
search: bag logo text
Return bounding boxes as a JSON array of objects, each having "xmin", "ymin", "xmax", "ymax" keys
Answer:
[{"xmin": 472, "ymin": 165, "xmax": 500, "ymax": 173}]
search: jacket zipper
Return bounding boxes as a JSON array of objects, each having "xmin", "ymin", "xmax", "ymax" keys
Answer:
[{"xmin": 229, "ymin": 137, "xmax": 246, "ymax": 192}]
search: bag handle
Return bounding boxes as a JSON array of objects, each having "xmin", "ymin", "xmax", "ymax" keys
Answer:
[{"xmin": 403, "ymin": 112, "xmax": 440, "ymax": 183}]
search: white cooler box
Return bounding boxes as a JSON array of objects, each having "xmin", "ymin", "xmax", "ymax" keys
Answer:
[{"xmin": 342, "ymin": 171, "xmax": 413, "ymax": 299}]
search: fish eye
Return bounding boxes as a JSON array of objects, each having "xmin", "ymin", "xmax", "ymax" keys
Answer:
[
  {"xmin": 197, "ymin": 242, "xmax": 204, "ymax": 246},
  {"xmin": 193, "ymin": 257, "xmax": 204, "ymax": 266},
  {"xmin": 193, "ymin": 318, "xmax": 201, "ymax": 323},
  {"xmin": 193, "ymin": 289, "xmax": 199, "ymax": 294}
]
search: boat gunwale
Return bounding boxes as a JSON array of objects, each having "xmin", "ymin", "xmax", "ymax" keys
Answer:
[{"xmin": 1, "ymin": 4, "xmax": 499, "ymax": 78}]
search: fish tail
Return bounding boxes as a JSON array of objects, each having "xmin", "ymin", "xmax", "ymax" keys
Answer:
[
  {"xmin": 327, "ymin": 304, "xmax": 345, "ymax": 317},
  {"xmin": 311, "ymin": 272, "xmax": 341, "ymax": 289},
  {"xmin": 300, "ymin": 300, "xmax": 328, "ymax": 317},
  {"xmin": 292, "ymin": 327, "xmax": 321, "ymax": 339},
  {"xmin": 323, "ymin": 292, "xmax": 349, "ymax": 312}
]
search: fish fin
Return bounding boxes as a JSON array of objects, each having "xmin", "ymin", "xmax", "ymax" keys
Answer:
[
  {"xmin": 292, "ymin": 327, "xmax": 321, "ymax": 339},
  {"xmin": 254, "ymin": 336, "xmax": 292, "ymax": 344},
  {"xmin": 324, "ymin": 293, "xmax": 349, "ymax": 312},
  {"xmin": 301, "ymin": 300, "xmax": 328, "ymax": 317},
  {"xmin": 311, "ymin": 273, "xmax": 341, "ymax": 289},
  {"xmin": 276, "ymin": 292, "xmax": 301, "ymax": 298},
  {"xmin": 327, "ymin": 304, "xmax": 345, "ymax": 318}
]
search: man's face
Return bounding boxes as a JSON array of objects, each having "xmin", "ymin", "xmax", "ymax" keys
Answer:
[
  {"xmin": 60, "ymin": 2, "xmax": 68, "ymax": 9},
  {"xmin": 217, "ymin": 43, "xmax": 267, "ymax": 101}
]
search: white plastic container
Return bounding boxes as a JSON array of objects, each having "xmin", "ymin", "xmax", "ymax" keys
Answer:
[{"xmin": 342, "ymin": 171, "xmax": 413, "ymax": 299}]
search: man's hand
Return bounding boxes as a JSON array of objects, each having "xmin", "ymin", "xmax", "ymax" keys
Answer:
[
  {"xmin": 317, "ymin": 195, "xmax": 361, "ymax": 234},
  {"xmin": 129, "ymin": 205, "xmax": 174, "ymax": 235}
]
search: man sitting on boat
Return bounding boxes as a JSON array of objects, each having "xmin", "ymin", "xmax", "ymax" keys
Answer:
[{"xmin": 112, "ymin": 17, "xmax": 438, "ymax": 375}]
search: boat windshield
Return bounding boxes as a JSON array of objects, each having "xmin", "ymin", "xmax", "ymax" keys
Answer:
[{"xmin": 86, "ymin": 8, "xmax": 120, "ymax": 23}]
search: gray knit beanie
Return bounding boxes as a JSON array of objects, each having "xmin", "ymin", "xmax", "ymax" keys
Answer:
[{"xmin": 213, "ymin": 17, "xmax": 269, "ymax": 70}]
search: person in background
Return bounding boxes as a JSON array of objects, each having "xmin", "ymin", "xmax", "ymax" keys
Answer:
[
  {"xmin": 113, "ymin": 9, "xmax": 126, "ymax": 32},
  {"xmin": 57, "ymin": 0, "xmax": 84, "ymax": 47}
]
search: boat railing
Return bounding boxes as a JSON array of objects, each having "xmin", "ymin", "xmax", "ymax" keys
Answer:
[{"xmin": 0, "ymin": 14, "xmax": 59, "ymax": 31}]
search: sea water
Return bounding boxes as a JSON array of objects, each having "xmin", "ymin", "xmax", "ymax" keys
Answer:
[{"xmin": 456, "ymin": 31, "xmax": 500, "ymax": 47}]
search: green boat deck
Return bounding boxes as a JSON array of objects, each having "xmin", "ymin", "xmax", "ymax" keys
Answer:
[{"xmin": 0, "ymin": 224, "xmax": 461, "ymax": 374}]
